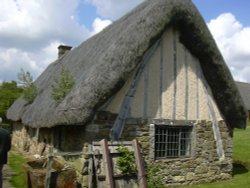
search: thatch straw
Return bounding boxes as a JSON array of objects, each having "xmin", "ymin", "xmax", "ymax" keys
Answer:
[{"xmin": 7, "ymin": 0, "xmax": 246, "ymax": 128}]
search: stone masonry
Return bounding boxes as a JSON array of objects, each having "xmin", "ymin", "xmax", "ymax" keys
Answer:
[{"xmin": 11, "ymin": 111, "xmax": 233, "ymax": 186}]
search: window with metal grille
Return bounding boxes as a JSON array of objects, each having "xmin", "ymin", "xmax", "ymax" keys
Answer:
[{"xmin": 155, "ymin": 126, "xmax": 192, "ymax": 159}]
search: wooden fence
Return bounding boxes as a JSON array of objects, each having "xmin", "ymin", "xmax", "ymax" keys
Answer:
[{"xmin": 89, "ymin": 139, "xmax": 147, "ymax": 188}]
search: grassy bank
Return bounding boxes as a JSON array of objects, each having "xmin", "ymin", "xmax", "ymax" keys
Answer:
[{"xmin": 8, "ymin": 150, "xmax": 27, "ymax": 188}]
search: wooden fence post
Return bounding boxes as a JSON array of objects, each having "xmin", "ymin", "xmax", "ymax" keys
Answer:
[
  {"xmin": 133, "ymin": 139, "xmax": 147, "ymax": 188},
  {"xmin": 45, "ymin": 146, "xmax": 53, "ymax": 188},
  {"xmin": 100, "ymin": 139, "xmax": 114, "ymax": 188},
  {"xmin": 88, "ymin": 143, "xmax": 94, "ymax": 188}
]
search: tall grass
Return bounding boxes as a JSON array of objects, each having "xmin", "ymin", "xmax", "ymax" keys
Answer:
[{"xmin": 8, "ymin": 151, "xmax": 27, "ymax": 188}]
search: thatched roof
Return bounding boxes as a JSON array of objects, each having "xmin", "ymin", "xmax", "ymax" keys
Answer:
[
  {"xmin": 7, "ymin": 0, "xmax": 246, "ymax": 129},
  {"xmin": 236, "ymin": 81, "xmax": 250, "ymax": 110}
]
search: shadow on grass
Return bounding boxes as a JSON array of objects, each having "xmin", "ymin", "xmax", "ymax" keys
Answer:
[{"xmin": 233, "ymin": 162, "xmax": 249, "ymax": 176}]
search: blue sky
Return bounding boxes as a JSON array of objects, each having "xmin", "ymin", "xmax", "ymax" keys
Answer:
[
  {"xmin": 0, "ymin": 0, "xmax": 250, "ymax": 82},
  {"xmin": 78, "ymin": 1, "xmax": 250, "ymax": 29},
  {"xmin": 193, "ymin": 0, "xmax": 250, "ymax": 26},
  {"xmin": 77, "ymin": 1, "xmax": 97, "ymax": 29}
]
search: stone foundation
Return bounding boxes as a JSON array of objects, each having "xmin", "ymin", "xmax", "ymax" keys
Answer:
[
  {"xmin": 135, "ymin": 120, "xmax": 233, "ymax": 186},
  {"xmin": 11, "ymin": 112, "xmax": 233, "ymax": 186}
]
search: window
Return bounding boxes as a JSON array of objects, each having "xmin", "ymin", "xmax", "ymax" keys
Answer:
[{"xmin": 155, "ymin": 126, "xmax": 192, "ymax": 159}]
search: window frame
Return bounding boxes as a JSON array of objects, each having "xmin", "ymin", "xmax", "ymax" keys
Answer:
[{"xmin": 149, "ymin": 120, "xmax": 194, "ymax": 160}]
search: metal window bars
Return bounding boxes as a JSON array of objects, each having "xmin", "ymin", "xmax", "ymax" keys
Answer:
[{"xmin": 155, "ymin": 126, "xmax": 192, "ymax": 159}]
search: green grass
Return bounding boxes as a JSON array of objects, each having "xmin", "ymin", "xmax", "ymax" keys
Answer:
[
  {"xmin": 182, "ymin": 125, "xmax": 250, "ymax": 188},
  {"xmin": 8, "ymin": 150, "xmax": 27, "ymax": 188}
]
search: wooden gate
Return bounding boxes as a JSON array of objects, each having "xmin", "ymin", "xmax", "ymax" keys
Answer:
[{"xmin": 88, "ymin": 139, "xmax": 147, "ymax": 188}]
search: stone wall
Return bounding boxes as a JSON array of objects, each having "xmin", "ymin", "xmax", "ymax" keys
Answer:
[
  {"xmin": 11, "ymin": 123, "xmax": 29, "ymax": 151},
  {"xmin": 135, "ymin": 120, "xmax": 233, "ymax": 186},
  {"xmin": 86, "ymin": 112, "xmax": 233, "ymax": 185},
  {"xmin": 11, "ymin": 123, "xmax": 53, "ymax": 156},
  {"xmin": 11, "ymin": 113, "xmax": 233, "ymax": 186}
]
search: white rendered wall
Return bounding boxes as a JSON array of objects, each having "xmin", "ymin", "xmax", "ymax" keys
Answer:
[{"xmin": 102, "ymin": 28, "xmax": 223, "ymax": 121}]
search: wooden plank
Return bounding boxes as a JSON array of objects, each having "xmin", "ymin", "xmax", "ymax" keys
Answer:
[
  {"xmin": 88, "ymin": 157, "xmax": 94, "ymax": 188},
  {"xmin": 100, "ymin": 139, "xmax": 114, "ymax": 188},
  {"xmin": 93, "ymin": 141, "xmax": 132, "ymax": 146},
  {"xmin": 57, "ymin": 151, "xmax": 83, "ymax": 156},
  {"xmin": 45, "ymin": 147, "xmax": 53, "ymax": 188},
  {"xmin": 111, "ymin": 39, "xmax": 161, "ymax": 141},
  {"xmin": 34, "ymin": 128, "xmax": 40, "ymax": 142},
  {"xmin": 133, "ymin": 139, "xmax": 147, "ymax": 188},
  {"xmin": 88, "ymin": 143, "xmax": 94, "ymax": 188}
]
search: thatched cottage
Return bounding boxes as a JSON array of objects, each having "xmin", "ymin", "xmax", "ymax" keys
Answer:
[{"xmin": 8, "ymin": 0, "xmax": 246, "ymax": 186}]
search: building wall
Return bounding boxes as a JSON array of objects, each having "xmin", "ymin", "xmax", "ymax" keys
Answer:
[
  {"xmin": 153, "ymin": 120, "xmax": 233, "ymax": 185},
  {"xmin": 11, "ymin": 123, "xmax": 51, "ymax": 155},
  {"xmin": 83, "ymin": 114, "xmax": 233, "ymax": 185},
  {"xmin": 121, "ymin": 119, "xmax": 233, "ymax": 185},
  {"xmin": 94, "ymin": 27, "xmax": 232, "ymax": 185},
  {"xmin": 10, "ymin": 113, "xmax": 233, "ymax": 186},
  {"xmin": 10, "ymin": 28, "xmax": 233, "ymax": 186},
  {"xmin": 102, "ymin": 28, "xmax": 223, "ymax": 121},
  {"xmin": 11, "ymin": 123, "xmax": 29, "ymax": 151}
]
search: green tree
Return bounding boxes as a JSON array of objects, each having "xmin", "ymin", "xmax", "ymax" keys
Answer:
[
  {"xmin": 0, "ymin": 81, "xmax": 23, "ymax": 122},
  {"xmin": 50, "ymin": 66, "xmax": 75, "ymax": 102},
  {"xmin": 18, "ymin": 68, "xmax": 37, "ymax": 102}
]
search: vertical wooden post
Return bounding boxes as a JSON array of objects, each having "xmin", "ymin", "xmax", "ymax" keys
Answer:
[
  {"xmin": 35, "ymin": 128, "xmax": 40, "ymax": 142},
  {"xmin": 88, "ymin": 144, "xmax": 94, "ymax": 188},
  {"xmin": 88, "ymin": 157, "xmax": 93, "ymax": 188},
  {"xmin": 45, "ymin": 146, "xmax": 53, "ymax": 188},
  {"xmin": 133, "ymin": 139, "xmax": 147, "ymax": 188},
  {"xmin": 100, "ymin": 139, "xmax": 114, "ymax": 188}
]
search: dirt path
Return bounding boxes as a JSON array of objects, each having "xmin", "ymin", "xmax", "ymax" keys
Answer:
[{"xmin": 3, "ymin": 165, "xmax": 16, "ymax": 188}]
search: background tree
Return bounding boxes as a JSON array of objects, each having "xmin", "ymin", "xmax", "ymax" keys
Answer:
[
  {"xmin": 0, "ymin": 81, "xmax": 23, "ymax": 123},
  {"xmin": 18, "ymin": 68, "xmax": 37, "ymax": 102}
]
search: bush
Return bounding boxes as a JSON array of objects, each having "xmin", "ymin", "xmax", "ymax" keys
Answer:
[
  {"xmin": 116, "ymin": 146, "xmax": 137, "ymax": 175},
  {"xmin": 50, "ymin": 66, "xmax": 75, "ymax": 103},
  {"xmin": 146, "ymin": 163, "xmax": 165, "ymax": 188},
  {"xmin": 22, "ymin": 83, "xmax": 37, "ymax": 102}
]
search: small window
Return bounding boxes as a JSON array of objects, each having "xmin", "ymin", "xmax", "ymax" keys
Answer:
[{"xmin": 155, "ymin": 126, "xmax": 192, "ymax": 159}]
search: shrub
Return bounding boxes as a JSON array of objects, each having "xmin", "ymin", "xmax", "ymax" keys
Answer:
[
  {"xmin": 146, "ymin": 163, "xmax": 165, "ymax": 188},
  {"xmin": 116, "ymin": 146, "xmax": 137, "ymax": 175},
  {"xmin": 50, "ymin": 66, "xmax": 75, "ymax": 102}
]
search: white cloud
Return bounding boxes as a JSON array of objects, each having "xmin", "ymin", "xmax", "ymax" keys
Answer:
[
  {"xmin": 0, "ymin": 0, "xmax": 144, "ymax": 82},
  {"xmin": 85, "ymin": 0, "xmax": 144, "ymax": 19},
  {"xmin": 5, "ymin": 0, "xmax": 249, "ymax": 85},
  {"xmin": 0, "ymin": 39, "xmax": 68, "ymax": 81},
  {"xmin": 0, "ymin": 0, "xmax": 91, "ymax": 82},
  {"xmin": 0, "ymin": 47, "xmax": 41, "ymax": 81},
  {"xmin": 91, "ymin": 18, "xmax": 112, "ymax": 36},
  {"xmin": 208, "ymin": 13, "xmax": 250, "ymax": 82},
  {"xmin": 0, "ymin": 0, "xmax": 90, "ymax": 50}
]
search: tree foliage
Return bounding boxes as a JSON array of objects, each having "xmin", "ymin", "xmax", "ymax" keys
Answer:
[
  {"xmin": 50, "ymin": 66, "xmax": 75, "ymax": 103},
  {"xmin": 18, "ymin": 68, "xmax": 37, "ymax": 102},
  {"xmin": 0, "ymin": 81, "xmax": 23, "ymax": 122}
]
